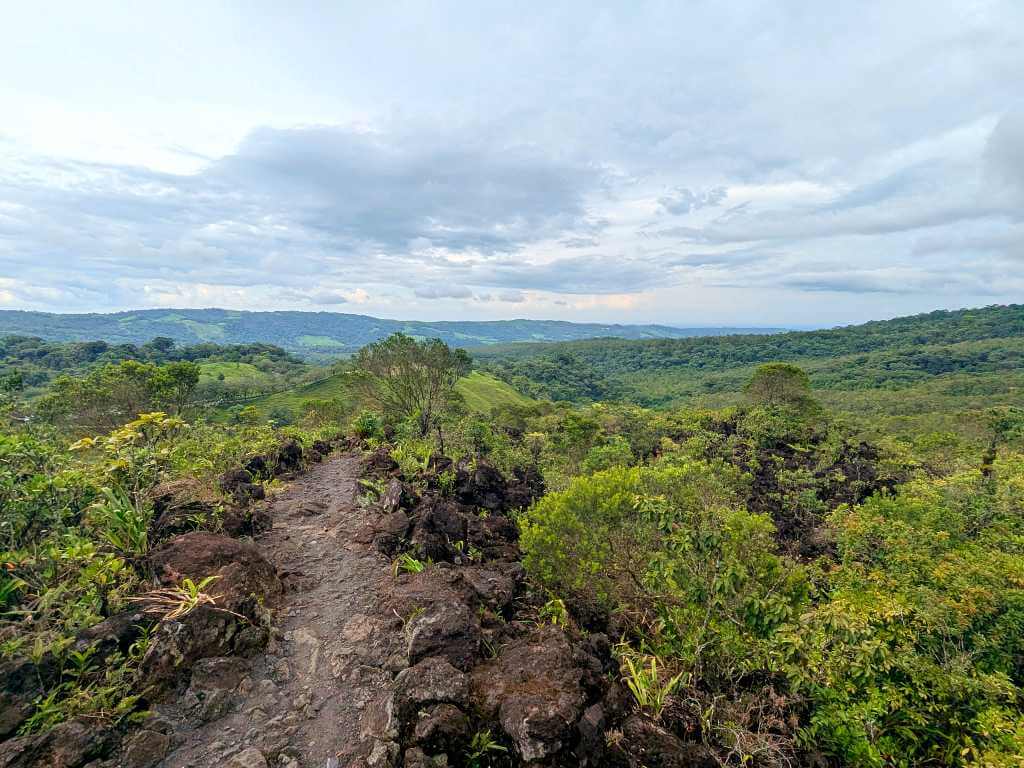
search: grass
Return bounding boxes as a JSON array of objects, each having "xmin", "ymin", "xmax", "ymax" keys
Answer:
[
  {"xmin": 455, "ymin": 371, "xmax": 533, "ymax": 412},
  {"xmin": 230, "ymin": 370, "xmax": 533, "ymax": 420},
  {"xmin": 198, "ymin": 361, "xmax": 264, "ymax": 383}
]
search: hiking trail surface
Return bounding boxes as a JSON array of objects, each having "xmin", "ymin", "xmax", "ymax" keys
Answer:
[{"xmin": 159, "ymin": 452, "xmax": 399, "ymax": 768}]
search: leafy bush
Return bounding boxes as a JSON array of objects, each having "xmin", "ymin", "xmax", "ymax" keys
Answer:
[
  {"xmin": 580, "ymin": 435, "xmax": 634, "ymax": 474},
  {"xmin": 782, "ymin": 459, "xmax": 1024, "ymax": 766},
  {"xmin": 350, "ymin": 409, "xmax": 383, "ymax": 440},
  {"xmin": 522, "ymin": 458, "xmax": 807, "ymax": 682}
]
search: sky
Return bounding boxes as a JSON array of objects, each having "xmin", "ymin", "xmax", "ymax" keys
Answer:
[{"xmin": 1, "ymin": 1, "xmax": 1022, "ymax": 327}]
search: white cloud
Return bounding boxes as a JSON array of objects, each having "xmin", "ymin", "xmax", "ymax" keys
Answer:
[{"xmin": 0, "ymin": 1, "xmax": 1021, "ymax": 324}]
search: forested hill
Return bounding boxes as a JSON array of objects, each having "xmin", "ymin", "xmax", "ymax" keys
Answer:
[
  {"xmin": 0, "ymin": 308, "xmax": 782, "ymax": 359},
  {"xmin": 474, "ymin": 304, "xmax": 1024, "ymax": 423},
  {"xmin": 476, "ymin": 304, "xmax": 1024, "ymax": 373}
]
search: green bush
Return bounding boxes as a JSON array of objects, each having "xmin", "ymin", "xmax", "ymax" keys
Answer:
[
  {"xmin": 521, "ymin": 458, "xmax": 807, "ymax": 682},
  {"xmin": 783, "ymin": 459, "xmax": 1024, "ymax": 766},
  {"xmin": 580, "ymin": 435, "xmax": 634, "ymax": 474},
  {"xmin": 350, "ymin": 409, "xmax": 383, "ymax": 439}
]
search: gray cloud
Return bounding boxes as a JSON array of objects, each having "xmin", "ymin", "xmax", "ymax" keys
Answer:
[
  {"xmin": 658, "ymin": 186, "xmax": 728, "ymax": 215},
  {"xmin": 414, "ymin": 284, "xmax": 475, "ymax": 300},
  {"xmin": 1, "ymin": 1, "xmax": 1022, "ymax": 320}
]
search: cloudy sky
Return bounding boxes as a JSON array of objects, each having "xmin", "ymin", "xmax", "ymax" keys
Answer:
[{"xmin": 1, "ymin": 1, "xmax": 1022, "ymax": 326}]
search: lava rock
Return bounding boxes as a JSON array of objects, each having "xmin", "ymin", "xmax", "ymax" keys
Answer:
[
  {"xmin": 461, "ymin": 566, "xmax": 517, "ymax": 614},
  {"xmin": 365, "ymin": 447, "xmax": 399, "ymax": 476},
  {"xmin": 0, "ymin": 717, "xmax": 115, "ymax": 768},
  {"xmin": 274, "ymin": 439, "xmax": 303, "ymax": 474},
  {"xmin": 381, "ymin": 479, "xmax": 418, "ymax": 515},
  {"xmin": 142, "ymin": 533, "xmax": 280, "ymax": 685},
  {"xmin": 219, "ymin": 468, "xmax": 265, "ymax": 505},
  {"xmin": 72, "ymin": 610, "xmax": 149, "ymax": 665},
  {"xmin": 470, "ymin": 626, "xmax": 589, "ymax": 762},
  {"xmin": 372, "ymin": 510, "xmax": 412, "ymax": 556},
  {"xmin": 455, "ymin": 461, "xmax": 508, "ymax": 511},
  {"xmin": 406, "ymin": 601, "xmax": 480, "ymax": 672},
  {"xmin": 413, "ymin": 703, "xmax": 470, "ymax": 753},
  {"xmin": 0, "ymin": 655, "xmax": 58, "ymax": 739},
  {"xmin": 614, "ymin": 715, "xmax": 718, "ymax": 768},
  {"xmin": 121, "ymin": 729, "xmax": 170, "ymax": 768},
  {"xmin": 394, "ymin": 657, "xmax": 471, "ymax": 717},
  {"xmin": 410, "ymin": 499, "xmax": 468, "ymax": 562}
]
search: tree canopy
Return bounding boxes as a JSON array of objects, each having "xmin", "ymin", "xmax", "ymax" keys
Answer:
[{"xmin": 350, "ymin": 333, "xmax": 471, "ymax": 435}]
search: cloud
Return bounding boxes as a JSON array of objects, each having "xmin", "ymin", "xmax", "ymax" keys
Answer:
[
  {"xmin": 0, "ymin": 1, "xmax": 1022, "ymax": 322},
  {"xmin": 304, "ymin": 290, "xmax": 349, "ymax": 305},
  {"xmin": 414, "ymin": 284, "xmax": 475, "ymax": 300},
  {"xmin": 658, "ymin": 186, "xmax": 728, "ymax": 215}
]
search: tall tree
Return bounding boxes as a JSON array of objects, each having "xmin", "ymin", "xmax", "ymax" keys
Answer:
[
  {"xmin": 350, "ymin": 333, "xmax": 470, "ymax": 436},
  {"xmin": 745, "ymin": 362, "xmax": 813, "ymax": 408}
]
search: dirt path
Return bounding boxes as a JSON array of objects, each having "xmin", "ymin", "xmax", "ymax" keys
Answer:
[{"xmin": 159, "ymin": 452, "xmax": 399, "ymax": 768}]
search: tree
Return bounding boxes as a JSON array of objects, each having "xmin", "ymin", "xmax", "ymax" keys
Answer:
[
  {"xmin": 745, "ymin": 363, "xmax": 813, "ymax": 408},
  {"xmin": 350, "ymin": 333, "xmax": 470, "ymax": 436}
]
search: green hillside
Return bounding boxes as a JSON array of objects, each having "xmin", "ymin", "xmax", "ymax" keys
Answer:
[
  {"xmin": 0, "ymin": 308, "xmax": 782, "ymax": 360},
  {"xmin": 454, "ymin": 371, "xmax": 534, "ymax": 412},
  {"xmin": 476, "ymin": 304, "xmax": 1024, "ymax": 437},
  {"xmin": 237, "ymin": 370, "xmax": 532, "ymax": 420}
]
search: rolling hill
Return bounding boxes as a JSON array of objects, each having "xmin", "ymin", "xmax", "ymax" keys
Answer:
[
  {"xmin": 0, "ymin": 308, "xmax": 783, "ymax": 360},
  {"xmin": 234, "ymin": 370, "xmax": 532, "ymax": 420},
  {"xmin": 474, "ymin": 304, "xmax": 1024, "ymax": 436}
]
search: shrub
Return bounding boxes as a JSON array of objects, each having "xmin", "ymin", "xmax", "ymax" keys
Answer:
[
  {"xmin": 521, "ymin": 458, "xmax": 808, "ymax": 682},
  {"xmin": 350, "ymin": 409, "xmax": 383, "ymax": 440}
]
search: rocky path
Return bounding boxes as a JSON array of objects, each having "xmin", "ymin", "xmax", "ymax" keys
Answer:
[{"xmin": 158, "ymin": 452, "xmax": 400, "ymax": 768}]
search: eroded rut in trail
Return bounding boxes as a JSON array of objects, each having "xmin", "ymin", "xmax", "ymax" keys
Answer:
[{"xmin": 159, "ymin": 453, "xmax": 399, "ymax": 768}]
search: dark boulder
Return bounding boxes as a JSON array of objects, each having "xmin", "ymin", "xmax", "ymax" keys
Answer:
[
  {"xmin": 389, "ymin": 569, "xmax": 481, "ymax": 671},
  {"xmin": 381, "ymin": 479, "xmax": 418, "ymax": 515},
  {"xmin": 470, "ymin": 626, "xmax": 590, "ymax": 762},
  {"xmin": 219, "ymin": 468, "xmax": 265, "ymax": 506},
  {"xmin": 365, "ymin": 447, "xmax": 399, "ymax": 476},
  {"xmin": 274, "ymin": 439, "xmax": 303, "ymax": 474},
  {"xmin": 0, "ymin": 655, "xmax": 59, "ymax": 739},
  {"xmin": 466, "ymin": 513, "xmax": 519, "ymax": 562},
  {"xmin": 412, "ymin": 703, "xmax": 470, "ymax": 753},
  {"xmin": 394, "ymin": 656, "xmax": 471, "ymax": 717},
  {"xmin": 147, "ymin": 479, "xmax": 218, "ymax": 542},
  {"xmin": 406, "ymin": 601, "xmax": 480, "ymax": 672},
  {"xmin": 506, "ymin": 466, "xmax": 545, "ymax": 511},
  {"xmin": 243, "ymin": 454, "xmax": 270, "ymax": 479},
  {"xmin": 613, "ymin": 715, "xmax": 718, "ymax": 768},
  {"xmin": 121, "ymin": 729, "xmax": 171, "ymax": 768},
  {"xmin": 461, "ymin": 565, "xmax": 518, "ymax": 614},
  {"xmin": 410, "ymin": 499, "xmax": 468, "ymax": 562},
  {"xmin": 142, "ymin": 533, "xmax": 280, "ymax": 685},
  {"xmin": 149, "ymin": 532, "xmax": 281, "ymax": 612},
  {"xmin": 455, "ymin": 461, "xmax": 508, "ymax": 511},
  {"xmin": 0, "ymin": 717, "xmax": 115, "ymax": 768},
  {"xmin": 372, "ymin": 510, "xmax": 412, "ymax": 556},
  {"xmin": 73, "ymin": 610, "xmax": 150, "ymax": 661},
  {"xmin": 221, "ymin": 502, "xmax": 273, "ymax": 538}
]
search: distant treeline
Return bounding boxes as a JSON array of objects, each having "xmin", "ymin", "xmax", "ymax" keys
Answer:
[
  {"xmin": 0, "ymin": 335, "xmax": 303, "ymax": 390},
  {"xmin": 475, "ymin": 304, "xmax": 1024, "ymax": 407}
]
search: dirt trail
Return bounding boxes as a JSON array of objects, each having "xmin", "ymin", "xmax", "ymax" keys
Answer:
[{"xmin": 159, "ymin": 452, "xmax": 399, "ymax": 768}]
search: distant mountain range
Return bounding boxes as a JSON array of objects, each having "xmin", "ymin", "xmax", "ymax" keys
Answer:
[{"xmin": 0, "ymin": 309, "xmax": 786, "ymax": 359}]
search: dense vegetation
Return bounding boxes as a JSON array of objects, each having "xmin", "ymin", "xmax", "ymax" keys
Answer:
[
  {"xmin": 0, "ymin": 308, "xmax": 778, "ymax": 360},
  {"xmin": 2, "ymin": 305, "xmax": 1023, "ymax": 767},
  {"xmin": 477, "ymin": 304, "xmax": 1024, "ymax": 438}
]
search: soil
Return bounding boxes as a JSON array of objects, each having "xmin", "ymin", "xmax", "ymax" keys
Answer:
[{"xmin": 158, "ymin": 452, "xmax": 401, "ymax": 768}]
